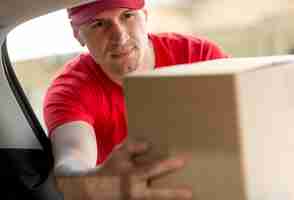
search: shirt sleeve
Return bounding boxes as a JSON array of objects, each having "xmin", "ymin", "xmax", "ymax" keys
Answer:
[
  {"xmin": 43, "ymin": 76, "xmax": 95, "ymax": 137},
  {"xmin": 201, "ymin": 39, "xmax": 230, "ymax": 60}
]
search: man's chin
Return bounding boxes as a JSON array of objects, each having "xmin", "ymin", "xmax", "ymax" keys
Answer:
[{"xmin": 123, "ymin": 65, "xmax": 139, "ymax": 74}]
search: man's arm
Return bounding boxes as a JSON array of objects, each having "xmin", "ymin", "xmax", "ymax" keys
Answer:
[
  {"xmin": 51, "ymin": 121, "xmax": 193, "ymax": 200},
  {"xmin": 51, "ymin": 121, "xmax": 97, "ymax": 176},
  {"xmin": 51, "ymin": 121, "xmax": 124, "ymax": 200}
]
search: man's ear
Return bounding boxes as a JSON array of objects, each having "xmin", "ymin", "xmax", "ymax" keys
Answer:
[
  {"xmin": 71, "ymin": 22, "xmax": 86, "ymax": 46},
  {"xmin": 76, "ymin": 32, "xmax": 86, "ymax": 47},
  {"xmin": 142, "ymin": 8, "xmax": 148, "ymax": 22}
]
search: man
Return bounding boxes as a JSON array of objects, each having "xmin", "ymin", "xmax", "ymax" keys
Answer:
[{"xmin": 43, "ymin": 0, "xmax": 228, "ymax": 199}]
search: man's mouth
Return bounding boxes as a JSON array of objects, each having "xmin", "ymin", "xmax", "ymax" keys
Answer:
[{"xmin": 111, "ymin": 47, "xmax": 135, "ymax": 59}]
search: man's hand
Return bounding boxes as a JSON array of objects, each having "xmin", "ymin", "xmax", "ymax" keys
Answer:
[{"xmin": 55, "ymin": 140, "xmax": 192, "ymax": 200}]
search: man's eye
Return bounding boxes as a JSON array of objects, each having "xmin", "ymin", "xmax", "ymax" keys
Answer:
[
  {"xmin": 90, "ymin": 21, "xmax": 105, "ymax": 28},
  {"xmin": 124, "ymin": 12, "xmax": 135, "ymax": 19}
]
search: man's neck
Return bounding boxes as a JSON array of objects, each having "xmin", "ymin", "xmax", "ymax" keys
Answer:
[{"xmin": 139, "ymin": 38, "xmax": 155, "ymax": 72}]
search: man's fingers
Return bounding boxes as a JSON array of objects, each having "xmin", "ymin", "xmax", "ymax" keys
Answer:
[
  {"xmin": 125, "ymin": 139, "xmax": 150, "ymax": 157},
  {"xmin": 140, "ymin": 156, "xmax": 188, "ymax": 181},
  {"xmin": 147, "ymin": 187, "xmax": 193, "ymax": 200}
]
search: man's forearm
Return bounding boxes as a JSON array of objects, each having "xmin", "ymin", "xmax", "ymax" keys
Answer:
[{"xmin": 54, "ymin": 158, "xmax": 96, "ymax": 176}]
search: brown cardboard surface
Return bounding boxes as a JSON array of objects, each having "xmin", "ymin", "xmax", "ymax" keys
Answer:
[{"xmin": 124, "ymin": 55, "xmax": 294, "ymax": 200}]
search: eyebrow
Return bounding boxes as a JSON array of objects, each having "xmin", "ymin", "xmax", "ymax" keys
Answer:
[
  {"xmin": 91, "ymin": 9, "xmax": 135, "ymax": 21},
  {"xmin": 89, "ymin": 18, "xmax": 107, "ymax": 24}
]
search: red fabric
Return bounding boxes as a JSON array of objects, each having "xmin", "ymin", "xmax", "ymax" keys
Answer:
[
  {"xmin": 43, "ymin": 33, "xmax": 228, "ymax": 165},
  {"xmin": 68, "ymin": 0, "xmax": 145, "ymax": 26}
]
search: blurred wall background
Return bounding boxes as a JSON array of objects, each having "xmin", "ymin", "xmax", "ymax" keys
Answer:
[
  {"xmin": 148, "ymin": 0, "xmax": 294, "ymax": 56},
  {"xmin": 9, "ymin": 0, "xmax": 294, "ymax": 130}
]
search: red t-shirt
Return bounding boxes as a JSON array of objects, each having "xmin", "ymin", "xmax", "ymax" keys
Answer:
[{"xmin": 43, "ymin": 33, "xmax": 228, "ymax": 164}]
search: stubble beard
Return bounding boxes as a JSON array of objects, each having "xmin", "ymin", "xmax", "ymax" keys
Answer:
[{"xmin": 113, "ymin": 48, "xmax": 142, "ymax": 75}]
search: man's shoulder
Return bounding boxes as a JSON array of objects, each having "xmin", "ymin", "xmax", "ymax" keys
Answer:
[
  {"xmin": 52, "ymin": 53, "xmax": 97, "ymax": 82},
  {"xmin": 149, "ymin": 32, "xmax": 208, "ymax": 46},
  {"xmin": 62, "ymin": 53, "xmax": 93, "ymax": 74},
  {"xmin": 48, "ymin": 53, "xmax": 98, "ymax": 92},
  {"xmin": 149, "ymin": 32, "xmax": 223, "ymax": 56},
  {"xmin": 149, "ymin": 32, "xmax": 227, "ymax": 63}
]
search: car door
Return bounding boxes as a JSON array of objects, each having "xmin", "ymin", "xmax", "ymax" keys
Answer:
[{"xmin": 0, "ymin": 0, "xmax": 92, "ymax": 199}]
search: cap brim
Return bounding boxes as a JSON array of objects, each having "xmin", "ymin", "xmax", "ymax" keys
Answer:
[{"xmin": 69, "ymin": 0, "xmax": 144, "ymax": 26}]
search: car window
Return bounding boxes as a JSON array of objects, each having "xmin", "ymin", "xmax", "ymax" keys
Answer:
[
  {"xmin": 7, "ymin": 9, "xmax": 86, "ymax": 130},
  {"xmin": 6, "ymin": 1, "xmax": 294, "ymax": 133}
]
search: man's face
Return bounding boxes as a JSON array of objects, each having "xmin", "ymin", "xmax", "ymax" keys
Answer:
[{"xmin": 78, "ymin": 8, "xmax": 149, "ymax": 79}]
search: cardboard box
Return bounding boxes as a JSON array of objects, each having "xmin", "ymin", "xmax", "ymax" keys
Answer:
[{"xmin": 124, "ymin": 56, "xmax": 294, "ymax": 200}]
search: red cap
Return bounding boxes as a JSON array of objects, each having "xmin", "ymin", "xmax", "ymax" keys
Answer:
[{"xmin": 68, "ymin": 0, "xmax": 145, "ymax": 26}]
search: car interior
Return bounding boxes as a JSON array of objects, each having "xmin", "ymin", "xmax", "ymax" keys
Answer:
[{"xmin": 0, "ymin": 0, "xmax": 93, "ymax": 199}]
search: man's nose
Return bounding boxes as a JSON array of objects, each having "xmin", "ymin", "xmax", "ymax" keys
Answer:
[{"xmin": 110, "ymin": 22, "xmax": 130, "ymax": 46}]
